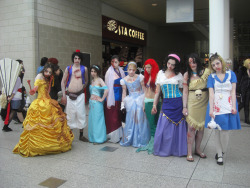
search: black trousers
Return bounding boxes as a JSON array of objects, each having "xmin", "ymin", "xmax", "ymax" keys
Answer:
[{"xmin": 239, "ymin": 89, "xmax": 250, "ymax": 122}]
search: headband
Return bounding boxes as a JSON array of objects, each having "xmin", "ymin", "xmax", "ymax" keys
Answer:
[
  {"xmin": 168, "ymin": 54, "xmax": 180, "ymax": 62},
  {"xmin": 128, "ymin": 61, "xmax": 137, "ymax": 67},
  {"xmin": 93, "ymin": 65, "xmax": 99, "ymax": 70}
]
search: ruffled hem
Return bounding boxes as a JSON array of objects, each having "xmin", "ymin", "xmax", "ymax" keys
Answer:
[{"xmin": 186, "ymin": 116, "xmax": 205, "ymax": 130}]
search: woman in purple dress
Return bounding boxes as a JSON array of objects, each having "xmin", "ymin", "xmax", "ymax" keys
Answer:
[{"xmin": 152, "ymin": 54, "xmax": 187, "ymax": 157}]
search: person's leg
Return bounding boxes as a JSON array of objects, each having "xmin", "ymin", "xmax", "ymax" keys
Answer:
[
  {"xmin": 77, "ymin": 94, "xmax": 88, "ymax": 142},
  {"xmin": 17, "ymin": 112, "xmax": 24, "ymax": 123},
  {"xmin": 220, "ymin": 130, "xmax": 229, "ymax": 154},
  {"xmin": 194, "ymin": 128, "xmax": 206, "ymax": 158},
  {"xmin": 215, "ymin": 130, "xmax": 223, "ymax": 165},
  {"xmin": 2, "ymin": 110, "xmax": 15, "ymax": 131},
  {"xmin": 187, "ymin": 125, "xmax": 195, "ymax": 161}
]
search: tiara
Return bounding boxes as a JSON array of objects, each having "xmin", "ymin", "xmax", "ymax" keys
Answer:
[
  {"xmin": 93, "ymin": 65, "xmax": 99, "ymax": 70},
  {"xmin": 128, "ymin": 61, "xmax": 137, "ymax": 67}
]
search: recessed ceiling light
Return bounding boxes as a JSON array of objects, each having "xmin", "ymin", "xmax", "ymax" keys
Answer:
[{"xmin": 152, "ymin": 3, "xmax": 157, "ymax": 6}]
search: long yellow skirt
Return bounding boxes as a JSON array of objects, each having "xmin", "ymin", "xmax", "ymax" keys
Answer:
[{"xmin": 13, "ymin": 98, "xmax": 74, "ymax": 157}]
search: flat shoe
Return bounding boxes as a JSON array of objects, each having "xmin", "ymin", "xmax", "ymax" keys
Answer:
[
  {"xmin": 217, "ymin": 156, "xmax": 223, "ymax": 165},
  {"xmin": 186, "ymin": 155, "xmax": 194, "ymax": 162},
  {"xmin": 195, "ymin": 152, "xmax": 207, "ymax": 158},
  {"xmin": 79, "ymin": 136, "xmax": 89, "ymax": 142}
]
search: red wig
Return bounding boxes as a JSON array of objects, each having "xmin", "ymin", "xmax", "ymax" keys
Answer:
[{"xmin": 144, "ymin": 59, "xmax": 159, "ymax": 90}]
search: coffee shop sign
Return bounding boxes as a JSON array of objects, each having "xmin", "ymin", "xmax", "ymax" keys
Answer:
[{"xmin": 107, "ymin": 19, "xmax": 145, "ymax": 41}]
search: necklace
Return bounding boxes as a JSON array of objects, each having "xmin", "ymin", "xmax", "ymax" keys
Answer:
[{"xmin": 192, "ymin": 72, "xmax": 197, "ymax": 77}]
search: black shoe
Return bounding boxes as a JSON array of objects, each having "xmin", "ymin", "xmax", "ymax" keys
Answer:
[
  {"xmin": 217, "ymin": 156, "xmax": 223, "ymax": 165},
  {"xmin": 2, "ymin": 125, "xmax": 12, "ymax": 132}
]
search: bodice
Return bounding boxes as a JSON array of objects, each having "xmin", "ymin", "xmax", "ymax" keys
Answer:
[
  {"xmin": 161, "ymin": 84, "xmax": 182, "ymax": 98},
  {"xmin": 35, "ymin": 79, "xmax": 50, "ymax": 99},
  {"xmin": 89, "ymin": 85, "xmax": 108, "ymax": 97},
  {"xmin": 212, "ymin": 71, "xmax": 232, "ymax": 94},
  {"xmin": 123, "ymin": 76, "xmax": 143, "ymax": 97}
]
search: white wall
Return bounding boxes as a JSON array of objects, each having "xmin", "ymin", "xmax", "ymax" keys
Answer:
[{"xmin": 0, "ymin": 0, "xmax": 36, "ymax": 84}]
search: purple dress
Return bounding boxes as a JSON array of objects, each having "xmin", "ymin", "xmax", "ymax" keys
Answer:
[{"xmin": 154, "ymin": 71, "xmax": 187, "ymax": 157}]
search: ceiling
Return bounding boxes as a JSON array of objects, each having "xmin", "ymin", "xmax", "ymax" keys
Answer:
[{"xmin": 101, "ymin": 0, "xmax": 250, "ymax": 27}]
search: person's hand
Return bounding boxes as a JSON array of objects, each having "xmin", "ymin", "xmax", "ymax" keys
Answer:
[
  {"xmin": 232, "ymin": 107, "xmax": 237, "ymax": 114},
  {"xmin": 61, "ymin": 96, "xmax": 67, "ymax": 105},
  {"xmin": 7, "ymin": 96, "xmax": 12, "ymax": 103},
  {"xmin": 29, "ymin": 89, "xmax": 36, "ymax": 95},
  {"xmin": 182, "ymin": 107, "xmax": 188, "ymax": 116},
  {"xmin": 97, "ymin": 97, "xmax": 103, "ymax": 102},
  {"xmin": 209, "ymin": 110, "xmax": 215, "ymax": 119},
  {"xmin": 151, "ymin": 105, "xmax": 157, "ymax": 114}
]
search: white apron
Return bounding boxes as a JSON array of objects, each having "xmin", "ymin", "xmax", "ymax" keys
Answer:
[{"xmin": 212, "ymin": 71, "xmax": 232, "ymax": 116}]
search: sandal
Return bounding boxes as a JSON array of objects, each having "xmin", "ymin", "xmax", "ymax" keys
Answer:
[
  {"xmin": 187, "ymin": 155, "xmax": 194, "ymax": 162},
  {"xmin": 195, "ymin": 152, "xmax": 207, "ymax": 159}
]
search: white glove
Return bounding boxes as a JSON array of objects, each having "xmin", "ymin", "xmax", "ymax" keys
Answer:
[{"xmin": 120, "ymin": 101, "xmax": 125, "ymax": 110}]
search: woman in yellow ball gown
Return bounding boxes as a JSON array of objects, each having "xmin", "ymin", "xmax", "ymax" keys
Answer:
[{"xmin": 13, "ymin": 64, "xmax": 74, "ymax": 157}]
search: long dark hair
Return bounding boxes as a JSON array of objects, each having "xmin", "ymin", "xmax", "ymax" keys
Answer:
[{"xmin": 186, "ymin": 53, "xmax": 203, "ymax": 86}]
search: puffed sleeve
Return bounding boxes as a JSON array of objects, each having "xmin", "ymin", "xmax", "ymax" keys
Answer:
[
  {"xmin": 207, "ymin": 74, "xmax": 214, "ymax": 88},
  {"xmin": 155, "ymin": 70, "xmax": 162, "ymax": 85},
  {"xmin": 120, "ymin": 79, "xmax": 125, "ymax": 85},
  {"xmin": 34, "ymin": 79, "xmax": 43, "ymax": 87},
  {"xmin": 178, "ymin": 73, "xmax": 183, "ymax": 88},
  {"xmin": 230, "ymin": 71, "xmax": 237, "ymax": 83},
  {"xmin": 139, "ymin": 74, "xmax": 144, "ymax": 82}
]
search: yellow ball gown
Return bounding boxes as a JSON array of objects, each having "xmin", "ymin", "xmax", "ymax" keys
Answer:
[{"xmin": 13, "ymin": 79, "xmax": 74, "ymax": 157}]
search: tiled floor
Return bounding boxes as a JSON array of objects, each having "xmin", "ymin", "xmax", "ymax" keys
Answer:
[{"xmin": 1, "ymin": 119, "xmax": 250, "ymax": 188}]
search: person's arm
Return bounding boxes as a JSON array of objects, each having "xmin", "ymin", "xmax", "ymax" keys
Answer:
[
  {"xmin": 231, "ymin": 83, "xmax": 237, "ymax": 114},
  {"xmin": 61, "ymin": 67, "xmax": 69, "ymax": 104},
  {"xmin": 151, "ymin": 84, "xmax": 161, "ymax": 114},
  {"xmin": 182, "ymin": 72, "xmax": 189, "ymax": 116},
  {"xmin": 30, "ymin": 74, "xmax": 42, "ymax": 95},
  {"xmin": 99, "ymin": 78, "xmax": 108, "ymax": 102},
  {"xmin": 83, "ymin": 67, "xmax": 88, "ymax": 90},
  {"xmin": 208, "ymin": 88, "xmax": 215, "ymax": 118}
]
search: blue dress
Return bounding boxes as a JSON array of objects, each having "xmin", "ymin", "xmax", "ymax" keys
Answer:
[
  {"xmin": 205, "ymin": 71, "xmax": 241, "ymax": 130},
  {"xmin": 88, "ymin": 85, "xmax": 108, "ymax": 143},
  {"xmin": 120, "ymin": 76, "xmax": 150, "ymax": 147}
]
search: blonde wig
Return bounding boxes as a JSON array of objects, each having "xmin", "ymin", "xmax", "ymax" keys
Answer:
[{"xmin": 208, "ymin": 53, "xmax": 226, "ymax": 73}]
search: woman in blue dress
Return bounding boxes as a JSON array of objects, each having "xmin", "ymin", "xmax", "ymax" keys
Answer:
[
  {"xmin": 88, "ymin": 65, "xmax": 108, "ymax": 144},
  {"xmin": 152, "ymin": 54, "xmax": 187, "ymax": 157},
  {"xmin": 120, "ymin": 61, "xmax": 150, "ymax": 147},
  {"xmin": 205, "ymin": 53, "xmax": 241, "ymax": 165}
]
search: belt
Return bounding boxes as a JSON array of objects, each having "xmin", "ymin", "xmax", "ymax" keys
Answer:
[
  {"xmin": 189, "ymin": 88, "xmax": 208, "ymax": 92},
  {"xmin": 66, "ymin": 88, "xmax": 84, "ymax": 96}
]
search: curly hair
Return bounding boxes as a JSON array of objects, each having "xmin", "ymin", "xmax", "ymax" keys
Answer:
[{"xmin": 144, "ymin": 59, "xmax": 159, "ymax": 90}]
